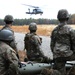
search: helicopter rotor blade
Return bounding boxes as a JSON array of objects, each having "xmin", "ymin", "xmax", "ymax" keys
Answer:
[{"xmin": 22, "ymin": 4, "xmax": 39, "ymax": 8}]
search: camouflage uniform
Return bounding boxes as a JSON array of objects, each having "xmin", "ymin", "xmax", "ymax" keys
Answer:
[
  {"xmin": 0, "ymin": 29, "xmax": 19, "ymax": 75},
  {"xmin": 40, "ymin": 68, "xmax": 61, "ymax": 75},
  {"xmin": 2, "ymin": 15, "xmax": 19, "ymax": 58},
  {"xmin": 50, "ymin": 9, "xmax": 75, "ymax": 75},
  {"xmin": 51, "ymin": 24, "xmax": 75, "ymax": 59},
  {"xmin": 0, "ymin": 41, "xmax": 19, "ymax": 75},
  {"xmin": 24, "ymin": 32, "xmax": 44, "ymax": 62},
  {"xmin": 24, "ymin": 22, "xmax": 45, "ymax": 62}
]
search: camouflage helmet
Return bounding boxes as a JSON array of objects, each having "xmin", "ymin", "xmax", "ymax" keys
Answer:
[
  {"xmin": 4, "ymin": 15, "xmax": 14, "ymax": 22},
  {"xmin": 0, "ymin": 29, "xmax": 14, "ymax": 41},
  {"xmin": 57, "ymin": 9, "xmax": 69, "ymax": 20},
  {"xmin": 29, "ymin": 22, "xmax": 37, "ymax": 31}
]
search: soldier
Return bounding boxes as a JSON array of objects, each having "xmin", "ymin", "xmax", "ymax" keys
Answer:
[
  {"xmin": 0, "ymin": 29, "xmax": 20, "ymax": 75},
  {"xmin": 24, "ymin": 22, "xmax": 48, "ymax": 62},
  {"xmin": 1, "ymin": 15, "xmax": 19, "ymax": 58},
  {"xmin": 50, "ymin": 9, "xmax": 75, "ymax": 75},
  {"xmin": 2, "ymin": 15, "xmax": 14, "ymax": 32}
]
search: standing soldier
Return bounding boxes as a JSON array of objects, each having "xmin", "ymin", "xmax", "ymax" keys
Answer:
[
  {"xmin": 50, "ymin": 9, "xmax": 75, "ymax": 75},
  {"xmin": 2, "ymin": 15, "xmax": 19, "ymax": 58},
  {"xmin": 24, "ymin": 22, "xmax": 47, "ymax": 62},
  {"xmin": 0, "ymin": 29, "xmax": 20, "ymax": 75},
  {"xmin": 2, "ymin": 15, "xmax": 14, "ymax": 32}
]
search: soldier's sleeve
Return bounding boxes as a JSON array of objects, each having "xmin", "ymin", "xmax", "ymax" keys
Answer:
[
  {"xmin": 70, "ymin": 28, "xmax": 75, "ymax": 53},
  {"xmin": 24, "ymin": 34, "xmax": 26, "ymax": 50},
  {"xmin": 50, "ymin": 30, "xmax": 55, "ymax": 52},
  {"xmin": 10, "ymin": 39, "xmax": 20, "ymax": 59},
  {"xmin": 24, "ymin": 34, "xmax": 29, "ymax": 51},
  {"xmin": 31, "ymin": 36, "xmax": 45, "ymax": 57},
  {"xmin": 5, "ymin": 48, "xmax": 19, "ymax": 75}
]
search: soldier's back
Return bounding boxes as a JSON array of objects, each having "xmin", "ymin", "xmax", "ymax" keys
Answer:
[
  {"xmin": 25, "ymin": 32, "xmax": 43, "ymax": 62},
  {"xmin": 25, "ymin": 32, "xmax": 41, "ymax": 50},
  {"xmin": 25, "ymin": 33, "xmax": 34, "ymax": 50},
  {"xmin": 51, "ymin": 24, "xmax": 74, "ymax": 58},
  {"xmin": 0, "ymin": 41, "xmax": 18, "ymax": 75},
  {"xmin": 0, "ymin": 41, "xmax": 11, "ymax": 75}
]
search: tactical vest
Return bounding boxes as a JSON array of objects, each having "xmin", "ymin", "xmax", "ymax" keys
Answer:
[
  {"xmin": 25, "ymin": 33, "xmax": 34, "ymax": 51},
  {"xmin": 25, "ymin": 33, "xmax": 42, "ymax": 59}
]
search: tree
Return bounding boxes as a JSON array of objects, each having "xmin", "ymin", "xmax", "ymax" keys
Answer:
[{"xmin": 68, "ymin": 14, "xmax": 75, "ymax": 24}]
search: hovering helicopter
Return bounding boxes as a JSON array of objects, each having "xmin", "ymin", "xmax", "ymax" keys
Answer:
[{"xmin": 22, "ymin": 4, "xmax": 43, "ymax": 15}]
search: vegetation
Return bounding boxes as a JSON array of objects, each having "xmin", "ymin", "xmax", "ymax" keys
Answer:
[
  {"xmin": 0, "ymin": 14, "xmax": 75, "ymax": 25},
  {"xmin": 0, "ymin": 18, "xmax": 58, "ymax": 25},
  {"xmin": 0, "ymin": 25, "xmax": 75, "ymax": 36}
]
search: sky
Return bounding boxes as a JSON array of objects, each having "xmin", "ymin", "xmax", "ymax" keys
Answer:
[{"xmin": 0, "ymin": 0, "xmax": 75, "ymax": 19}]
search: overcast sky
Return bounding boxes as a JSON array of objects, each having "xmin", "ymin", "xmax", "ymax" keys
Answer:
[{"xmin": 0, "ymin": 0, "xmax": 75, "ymax": 19}]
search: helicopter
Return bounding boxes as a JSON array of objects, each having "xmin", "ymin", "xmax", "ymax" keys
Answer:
[{"xmin": 22, "ymin": 4, "xmax": 43, "ymax": 15}]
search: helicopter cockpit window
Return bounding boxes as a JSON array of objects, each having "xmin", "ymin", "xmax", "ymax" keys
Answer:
[
  {"xmin": 37, "ymin": 9, "xmax": 42, "ymax": 12},
  {"xmin": 33, "ymin": 9, "xmax": 37, "ymax": 13}
]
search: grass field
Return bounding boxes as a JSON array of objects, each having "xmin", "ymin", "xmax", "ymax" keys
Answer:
[{"xmin": 0, "ymin": 25, "xmax": 75, "ymax": 36}]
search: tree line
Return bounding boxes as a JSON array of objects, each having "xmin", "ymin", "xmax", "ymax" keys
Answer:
[
  {"xmin": 0, "ymin": 18, "xmax": 59, "ymax": 25},
  {"xmin": 0, "ymin": 14, "xmax": 75, "ymax": 25}
]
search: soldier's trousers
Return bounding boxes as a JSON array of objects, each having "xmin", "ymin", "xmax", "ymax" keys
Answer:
[
  {"xmin": 53, "ymin": 58, "xmax": 66, "ymax": 75},
  {"xmin": 53, "ymin": 54, "xmax": 75, "ymax": 75}
]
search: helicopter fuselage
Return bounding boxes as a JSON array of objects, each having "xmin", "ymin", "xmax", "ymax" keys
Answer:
[
  {"xmin": 26, "ymin": 8, "xmax": 43, "ymax": 15},
  {"xmin": 22, "ymin": 4, "xmax": 43, "ymax": 15}
]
